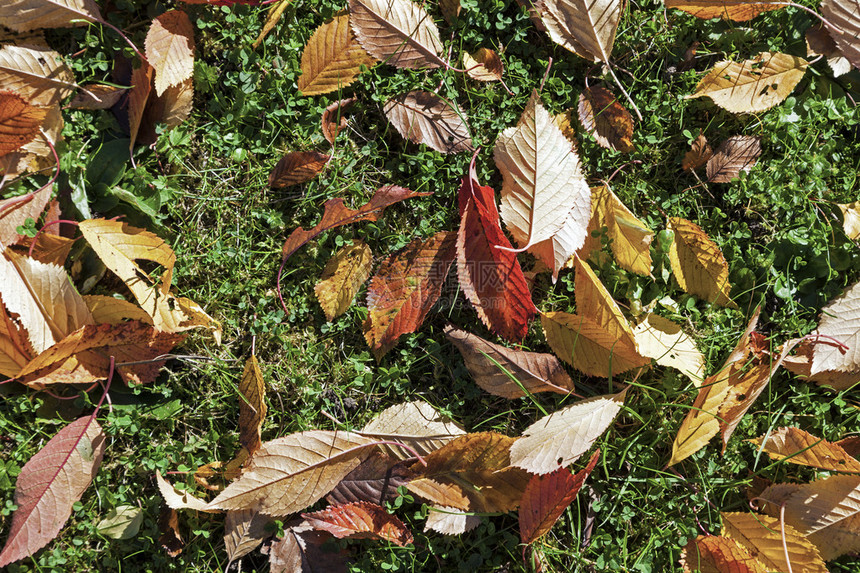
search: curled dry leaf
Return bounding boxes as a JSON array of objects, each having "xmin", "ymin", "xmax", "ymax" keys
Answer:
[
  {"xmin": 360, "ymin": 400, "xmax": 466, "ymax": 459},
  {"xmin": 838, "ymin": 201, "xmax": 860, "ymax": 240},
  {"xmin": 577, "ymin": 86, "xmax": 634, "ymax": 152},
  {"xmin": 349, "ymin": 0, "xmax": 444, "ymax": 69},
  {"xmin": 750, "ymin": 427, "xmax": 860, "ymax": 473},
  {"xmin": 680, "ymin": 535, "xmax": 767, "ymax": 573},
  {"xmin": 0, "ymin": 0, "xmax": 102, "ymax": 32},
  {"xmin": 145, "ymin": 9, "xmax": 195, "ymax": 96},
  {"xmin": 537, "ymin": 0, "xmax": 622, "ymax": 62},
  {"xmin": 806, "ymin": 22, "xmax": 852, "ymax": 77},
  {"xmin": 519, "ymin": 450, "xmax": 600, "ymax": 544},
  {"xmin": 0, "ymin": 416, "xmax": 106, "ymax": 568},
  {"xmin": 0, "ymin": 90, "xmax": 46, "ymax": 156},
  {"xmin": 810, "ymin": 279, "xmax": 860, "ymax": 376},
  {"xmin": 463, "ymin": 48, "xmax": 503, "ymax": 82},
  {"xmin": 282, "ymin": 185, "xmax": 431, "ymax": 261},
  {"xmin": 457, "ymin": 156, "xmax": 536, "ymax": 341},
  {"xmin": 681, "ymin": 134, "xmax": 712, "ymax": 171},
  {"xmin": 510, "ymin": 390, "xmax": 626, "ymax": 474},
  {"xmin": 298, "ymin": 14, "xmax": 376, "ymax": 96},
  {"xmin": 407, "ymin": 432, "xmax": 530, "ymax": 512},
  {"xmin": 444, "ymin": 324, "xmax": 575, "ymax": 398},
  {"xmin": 706, "ymin": 135, "xmax": 761, "ymax": 183},
  {"xmin": 721, "ymin": 512, "xmax": 828, "ymax": 573},
  {"xmin": 268, "ymin": 151, "xmax": 330, "ymax": 188},
  {"xmin": 668, "ymin": 217, "xmax": 735, "ymax": 307},
  {"xmin": 0, "ymin": 299, "xmax": 31, "ymax": 378},
  {"xmin": 0, "ymin": 44, "xmax": 76, "ymax": 107},
  {"xmin": 688, "ymin": 52, "xmax": 808, "ymax": 114},
  {"xmin": 632, "ymin": 314, "xmax": 705, "ymax": 384},
  {"xmin": 326, "ymin": 451, "xmax": 414, "ymax": 506},
  {"xmin": 302, "ymin": 501, "xmax": 413, "ymax": 546},
  {"xmin": 383, "ymin": 91, "xmax": 473, "ymax": 154},
  {"xmin": 821, "ymin": 0, "xmax": 860, "ymax": 71},
  {"xmin": 68, "ymin": 84, "xmax": 126, "ymax": 110},
  {"xmin": 321, "ymin": 97, "xmax": 357, "ymax": 144},
  {"xmin": 363, "ymin": 231, "xmax": 456, "ymax": 359},
  {"xmin": 664, "ymin": 0, "xmax": 784, "ymax": 21},
  {"xmin": 314, "ymin": 240, "xmax": 373, "ymax": 321}
]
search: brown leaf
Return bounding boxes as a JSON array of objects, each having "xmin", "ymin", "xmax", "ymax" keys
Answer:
[
  {"xmin": 359, "ymin": 400, "xmax": 466, "ymax": 459},
  {"xmin": 0, "ymin": 44, "xmax": 76, "ymax": 107},
  {"xmin": 349, "ymin": 0, "xmax": 444, "ymax": 69},
  {"xmin": 0, "ymin": 184, "xmax": 51, "ymax": 248},
  {"xmin": 810, "ymin": 279, "xmax": 860, "ymax": 377},
  {"xmin": 0, "ymin": 0, "xmax": 102, "ymax": 32},
  {"xmin": 668, "ymin": 217, "xmax": 736, "ymax": 307},
  {"xmin": 127, "ymin": 63, "xmax": 153, "ymax": 151},
  {"xmin": 680, "ymin": 535, "xmax": 767, "ymax": 573},
  {"xmin": 664, "ymin": 0, "xmax": 785, "ymax": 21},
  {"xmin": 321, "ymin": 97, "xmax": 357, "ymax": 144},
  {"xmin": 145, "ymin": 10, "xmax": 195, "ymax": 96},
  {"xmin": 326, "ymin": 451, "xmax": 415, "ymax": 506},
  {"xmin": 303, "ymin": 501, "xmax": 413, "ymax": 546},
  {"xmin": 407, "ymin": 432, "xmax": 530, "ymax": 512},
  {"xmin": 68, "ymin": 84, "xmax": 126, "ymax": 110},
  {"xmin": 269, "ymin": 520, "xmax": 348, "ymax": 573},
  {"xmin": 298, "ymin": 14, "xmax": 376, "ymax": 96},
  {"xmin": 224, "ymin": 508, "xmax": 271, "ymax": 565},
  {"xmin": 463, "ymin": 48, "xmax": 503, "ymax": 82},
  {"xmin": 268, "ymin": 151, "xmax": 329, "ymax": 188},
  {"xmin": 750, "ymin": 427, "xmax": 860, "ymax": 473},
  {"xmin": 251, "ymin": 0, "xmax": 292, "ymax": 49},
  {"xmin": 363, "ymin": 231, "xmax": 456, "ymax": 359},
  {"xmin": 538, "ymin": 0, "xmax": 622, "ymax": 62},
  {"xmin": 314, "ymin": 240, "xmax": 373, "ymax": 321},
  {"xmin": 577, "ymin": 86, "xmax": 634, "ymax": 152},
  {"xmin": 15, "ymin": 232, "xmax": 75, "ymax": 266},
  {"xmin": 0, "ymin": 296, "xmax": 32, "ymax": 378},
  {"xmin": 157, "ymin": 506, "xmax": 183, "ymax": 557},
  {"xmin": 384, "ymin": 91, "xmax": 473, "ymax": 154},
  {"xmin": 282, "ymin": 185, "xmax": 431, "ymax": 261},
  {"xmin": 0, "ymin": 90, "xmax": 46, "ymax": 156},
  {"xmin": 439, "ymin": 0, "xmax": 461, "ymax": 23},
  {"xmin": 682, "ymin": 134, "xmax": 713, "ymax": 171},
  {"xmin": 444, "ymin": 324, "xmax": 574, "ymax": 398},
  {"xmin": 806, "ymin": 22, "xmax": 852, "ymax": 77},
  {"xmin": 706, "ymin": 135, "xmax": 761, "ymax": 183},
  {"xmin": 0, "ymin": 416, "xmax": 106, "ymax": 567},
  {"xmin": 237, "ymin": 354, "xmax": 267, "ymax": 456},
  {"xmin": 821, "ymin": 0, "xmax": 860, "ymax": 72},
  {"xmin": 519, "ymin": 450, "xmax": 600, "ymax": 544}
]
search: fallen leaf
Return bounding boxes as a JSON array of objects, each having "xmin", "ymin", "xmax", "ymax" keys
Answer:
[
  {"xmin": 456, "ymin": 156, "xmax": 536, "ymax": 340},
  {"xmin": 298, "ymin": 14, "xmax": 377, "ymax": 96},
  {"xmin": 821, "ymin": 0, "xmax": 860, "ymax": 71},
  {"xmin": 0, "ymin": 300, "xmax": 31, "ymax": 378},
  {"xmin": 0, "ymin": 416, "xmax": 106, "ymax": 567},
  {"xmin": 494, "ymin": 91, "xmax": 591, "ymax": 252},
  {"xmin": 251, "ymin": 0, "xmax": 292, "ymax": 49},
  {"xmin": 668, "ymin": 217, "xmax": 736, "ymax": 307},
  {"xmin": 632, "ymin": 314, "xmax": 705, "ymax": 384},
  {"xmin": 577, "ymin": 86, "xmax": 634, "ymax": 152},
  {"xmin": 383, "ymin": 91, "xmax": 473, "ymax": 154},
  {"xmin": 722, "ymin": 512, "xmax": 828, "ymax": 572},
  {"xmin": 0, "ymin": 44, "xmax": 76, "ymax": 106},
  {"xmin": 360, "ymin": 400, "xmax": 466, "ymax": 459},
  {"xmin": 444, "ymin": 324, "xmax": 575, "ymax": 398},
  {"xmin": 145, "ymin": 9, "xmax": 195, "ymax": 96},
  {"xmin": 682, "ymin": 134, "xmax": 713, "ymax": 171},
  {"xmin": 97, "ymin": 505, "xmax": 144, "ymax": 540},
  {"xmin": 269, "ymin": 520, "xmax": 348, "ymax": 573},
  {"xmin": 326, "ymin": 451, "xmax": 414, "ymax": 506},
  {"xmin": 439, "ymin": 0, "xmax": 461, "ymax": 23},
  {"xmin": 363, "ymin": 231, "xmax": 456, "ymax": 359},
  {"xmin": 537, "ymin": 0, "xmax": 622, "ymax": 62},
  {"xmin": 157, "ymin": 506, "xmax": 183, "ymax": 557},
  {"xmin": 155, "ymin": 471, "xmax": 212, "ymax": 512},
  {"xmin": 83, "ymin": 295, "xmax": 154, "ymax": 326},
  {"xmin": 0, "ymin": 0, "xmax": 102, "ymax": 32},
  {"xmin": 237, "ymin": 354, "xmax": 267, "ymax": 457},
  {"xmin": 0, "ymin": 184, "xmax": 51, "ymax": 248},
  {"xmin": 16, "ymin": 232, "xmax": 75, "ymax": 266},
  {"xmin": 314, "ymin": 240, "xmax": 373, "ymax": 321},
  {"xmin": 806, "ymin": 22, "xmax": 852, "ymax": 77},
  {"xmin": 349, "ymin": 0, "xmax": 444, "ymax": 69},
  {"xmin": 268, "ymin": 151, "xmax": 330, "ymax": 188},
  {"xmin": 127, "ymin": 63, "xmax": 153, "ymax": 151},
  {"xmin": 282, "ymin": 185, "xmax": 430, "ymax": 261},
  {"xmin": 321, "ymin": 97, "xmax": 357, "ymax": 144},
  {"xmin": 424, "ymin": 506, "xmax": 481, "ymax": 535},
  {"xmin": 706, "ymin": 135, "xmax": 761, "ymax": 183},
  {"xmin": 0, "ymin": 91, "xmax": 46, "ymax": 156},
  {"xmin": 463, "ymin": 48, "xmax": 503, "ymax": 82},
  {"xmin": 68, "ymin": 84, "xmax": 126, "ymax": 110},
  {"xmin": 303, "ymin": 501, "xmax": 413, "ymax": 546},
  {"xmin": 810, "ymin": 279, "xmax": 860, "ymax": 376},
  {"xmin": 510, "ymin": 390, "xmax": 626, "ymax": 474},
  {"xmin": 838, "ymin": 202, "xmax": 860, "ymax": 240},
  {"xmin": 145, "ymin": 76, "xmax": 193, "ymax": 131},
  {"xmin": 519, "ymin": 450, "xmax": 600, "ymax": 544},
  {"xmin": 680, "ymin": 535, "xmax": 767, "ymax": 573},
  {"xmin": 688, "ymin": 52, "xmax": 808, "ymax": 114},
  {"xmin": 751, "ymin": 427, "xmax": 860, "ymax": 473},
  {"xmin": 224, "ymin": 508, "xmax": 271, "ymax": 566},
  {"xmin": 407, "ymin": 432, "xmax": 530, "ymax": 511},
  {"xmin": 664, "ymin": 0, "xmax": 784, "ymax": 21},
  {"xmin": 205, "ymin": 431, "xmax": 377, "ymax": 515}
]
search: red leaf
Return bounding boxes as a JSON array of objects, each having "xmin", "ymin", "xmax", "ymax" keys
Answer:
[
  {"xmin": 0, "ymin": 416, "xmax": 106, "ymax": 567},
  {"xmin": 457, "ymin": 156, "xmax": 536, "ymax": 341},
  {"xmin": 363, "ymin": 231, "xmax": 456, "ymax": 359},
  {"xmin": 518, "ymin": 450, "xmax": 600, "ymax": 544},
  {"xmin": 302, "ymin": 501, "xmax": 414, "ymax": 546},
  {"xmin": 282, "ymin": 185, "xmax": 431, "ymax": 261}
]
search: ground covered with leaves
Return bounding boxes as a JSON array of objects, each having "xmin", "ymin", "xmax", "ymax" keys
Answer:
[{"xmin": 2, "ymin": 0, "xmax": 860, "ymax": 571}]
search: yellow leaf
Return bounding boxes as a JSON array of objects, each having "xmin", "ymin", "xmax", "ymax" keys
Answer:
[
  {"xmin": 839, "ymin": 202, "xmax": 860, "ymax": 240},
  {"xmin": 252, "ymin": 0, "xmax": 292, "ymax": 49},
  {"xmin": 314, "ymin": 241, "xmax": 373, "ymax": 322},
  {"xmin": 145, "ymin": 10, "xmax": 195, "ymax": 97},
  {"xmin": 575, "ymin": 257, "xmax": 638, "ymax": 342},
  {"xmin": 687, "ymin": 52, "xmax": 808, "ymax": 114},
  {"xmin": 632, "ymin": 314, "xmax": 705, "ymax": 384},
  {"xmin": 721, "ymin": 512, "xmax": 828, "ymax": 573},
  {"xmin": 668, "ymin": 217, "xmax": 736, "ymax": 307},
  {"xmin": 155, "ymin": 471, "xmax": 214, "ymax": 512},
  {"xmin": 297, "ymin": 14, "xmax": 376, "ymax": 96},
  {"xmin": 603, "ymin": 188, "xmax": 653, "ymax": 276}
]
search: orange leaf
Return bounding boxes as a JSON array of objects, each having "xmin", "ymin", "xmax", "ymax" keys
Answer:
[
  {"xmin": 665, "ymin": 0, "xmax": 785, "ymax": 22},
  {"xmin": 128, "ymin": 63, "xmax": 154, "ymax": 151},
  {"xmin": 0, "ymin": 90, "xmax": 46, "ymax": 156},
  {"xmin": 680, "ymin": 535, "xmax": 767, "ymax": 573},
  {"xmin": 363, "ymin": 231, "xmax": 456, "ymax": 359},
  {"xmin": 577, "ymin": 86, "xmax": 634, "ymax": 152},
  {"xmin": 519, "ymin": 450, "xmax": 600, "ymax": 544},
  {"xmin": 268, "ymin": 151, "xmax": 329, "ymax": 188},
  {"xmin": 298, "ymin": 14, "xmax": 376, "ymax": 96},
  {"xmin": 750, "ymin": 426, "xmax": 860, "ymax": 473},
  {"xmin": 303, "ymin": 501, "xmax": 413, "ymax": 546},
  {"xmin": 281, "ymin": 185, "xmax": 431, "ymax": 261},
  {"xmin": 157, "ymin": 506, "xmax": 183, "ymax": 557},
  {"xmin": 682, "ymin": 134, "xmax": 713, "ymax": 171}
]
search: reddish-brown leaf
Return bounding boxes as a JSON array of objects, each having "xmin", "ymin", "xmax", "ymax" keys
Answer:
[
  {"xmin": 457, "ymin": 156, "xmax": 536, "ymax": 342},
  {"xmin": 282, "ymin": 185, "xmax": 431, "ymax": 261},
  {"xmin": 0, "ymin": 90, "xmax": 46, "ymax": 156},
  {"xmin": 157, "ymin": 506, "xmax": 183, "ymax": 557},
  {"xmin": 682, "ymin": 134, "xmax": 713, "ymax": 171},
  {"xmin": 322, "ymin": 97, "xmax": 357, "ymax": 145},
  {"xmin": 0, "ymin": 416, "xmax": 106, "ymax": 567},
  {"xmin": 303, "ymin": 501, "xmax": 413, "ymax": 546},
  {"xmin": 269, "ymin": 520, "xmax": 348, "ymax": 573},
  {"xmin": 706, "ymin": 135, "xmax": 761, "ymax": 183},
  {"xmin": 519, "ymin": 450, "xmax": 600, "ymax": 544},
  {"xmin": 577, "ymin": 86, "xmax": 634, "ymax": 152},
  {"xmin": 363, "ymin": 231, "xmax": 456, "ymax": 359},
  {"xmin": 128, "ymin": 62, "xmax": 154, "ymax": 151},
  {"xmin": 268, "ymin": 151, "xmax": 330, "ymax": 188},
  {"xmin": 326, "ymin": 451, "xmax": 414, "ymax": 506}
]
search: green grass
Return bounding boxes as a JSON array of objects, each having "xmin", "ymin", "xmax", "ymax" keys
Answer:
[{"xmin": 2, "ymin": 0, "xmax": 860, "ymax": 571}]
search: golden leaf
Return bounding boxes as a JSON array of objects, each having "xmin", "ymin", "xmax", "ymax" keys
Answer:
[
  {"xmin": 298, "ymin": 14, "xmax": 376, "ymax": 96},
  {"xmin": 668, "ymin": 217, "xmax": 735, "ymax": 307},
  {"xmin": 314, "ymin": 241, "xmax": 373, "ymax": 321},
  {"xmin": 722, "ymin": 512, "xmax": 827, "ymax": 572}
]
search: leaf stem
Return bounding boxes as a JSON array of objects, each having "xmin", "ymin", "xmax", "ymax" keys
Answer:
[{"xmin": 607, "ymin": 64, "xmax": 642, "ymax": 121}]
